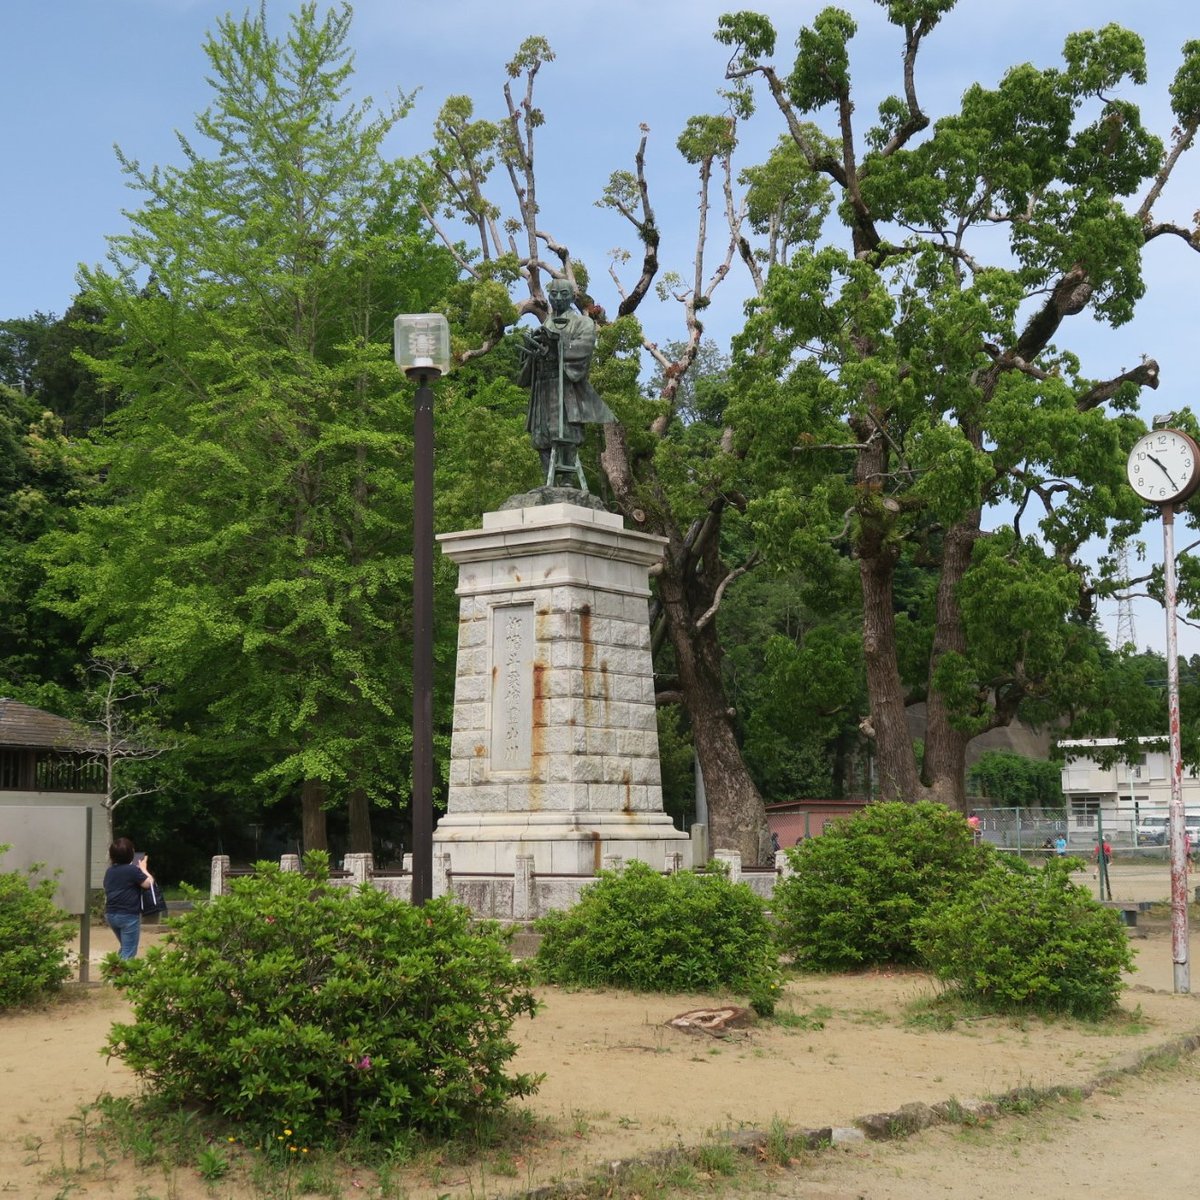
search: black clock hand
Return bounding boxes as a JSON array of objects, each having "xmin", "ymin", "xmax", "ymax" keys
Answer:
[{"xmin": 1147, "ymin": 453, "xmax": 1178, "ymax": 491}]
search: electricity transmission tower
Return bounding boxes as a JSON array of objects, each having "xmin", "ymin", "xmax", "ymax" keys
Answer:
[{"xmin": 1115, "ymin": 542, "xmax": 1137, "ymax": 650}]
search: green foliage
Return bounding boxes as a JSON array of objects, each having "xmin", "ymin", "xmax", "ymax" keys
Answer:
[
  {"xmin": 773, "ymin": 801, "xmax": 988, "ymax": 970},
  {"xmin": 0, "ymin": 849, "xmax": 75, "ymax": 1007},
  {"xmin": 716, "ymin": 4, "xmax": 1197, "ymax": 808},
  {"xmin": 37, "ymin": 4, "xmax": 461, "ymax": 831},
  {"xmin": 1170, "ymin": 40, "xmax": 1200, "ymax": 122},
  {"xmin": 0, "ymin": 385, "xmax": 92, "ymax": 700},
  {"xmin": 676, "ymin": 114, "xmax": 737, "ymax": 165},
  {"xmin": 913, "ymin": 857, "xmax": 1134, "ymax": 1018},
  {"xmin": 533, "ymin": 860, "xmax": 783, "ymax": 1015},
  {"xmin": 968, "ymin": 751, "xmax": 1064, "ymax": 809},
  {"xmin": 655, "ymin": 705, "xmax": 696, "ymax": 824},
  {"xmin": 715, "ymin": 10, "xmax": 777, "ymax": 68},
  {"xmin": 102, "ymin": 853, "xmax": 540, "ymax": 1144}
]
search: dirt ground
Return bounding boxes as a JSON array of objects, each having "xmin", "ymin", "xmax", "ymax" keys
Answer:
[{"xmin": 3, "ymin": 863, "xmax": 1200, "ymax": 1199}]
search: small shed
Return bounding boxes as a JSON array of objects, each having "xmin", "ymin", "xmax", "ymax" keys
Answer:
[
  {"xmin": 766, "ymin": 799, "xmax": 868, "ymax": 848},
  {"xmin": 0, "ymin": 698, "xmax": 108, "ymax": 885}
]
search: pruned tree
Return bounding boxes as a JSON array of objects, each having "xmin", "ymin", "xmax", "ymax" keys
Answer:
[{"xmin": 418, "ymin": 36, "xmax": 837, "ymax": 862}]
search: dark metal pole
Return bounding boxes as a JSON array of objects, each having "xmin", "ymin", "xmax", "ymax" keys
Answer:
[
  {"xmin": 1096, "ymin": 804, "xmax": 1111, "ymax": 902},
  {"xmin": 411, "ymin": 375, "xmax": 434, "ymax": 906}
]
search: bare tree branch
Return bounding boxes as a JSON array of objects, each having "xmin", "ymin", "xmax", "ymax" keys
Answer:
[
  {"xmin": 1143, "ymin": 221, "xmax": 1200, "ymax": 250},
  {"xmin": 694, "ymin": 551, "xmax": 762, "ymax": 632},
  {"xmin": 616, "ymin": 130, "xmax": 661, "ymax": 318},
  {"xmin": 1075, "ymin": 359, "xmax": 1160, "ymax": 411},
  {"xmin": 1137, "ymin": 118, "xmax": 1200, "ymax": 223},
  {"xmin": 871, "ymin": 16, "xmax": 932, "ymax": 158},
  {"xmin": 418, "ymin": 200, "xmax": 483, "ymax": 281},
  {"xmin": 79, "ymin": 659, "xmax": 173, "ymax": 839}
]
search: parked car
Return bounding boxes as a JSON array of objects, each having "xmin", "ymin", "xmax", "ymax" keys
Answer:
[
  {"xmin": 1136, "ymin": 815, "xmax": 1169, "ymax": 845},
  {"xmin": 1136, "ymin": 813, "xmax": 1200, "ymax": 847}
]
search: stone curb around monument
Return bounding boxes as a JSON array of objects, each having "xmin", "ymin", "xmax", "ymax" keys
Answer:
[{"xmin": 508, "ymin": 1021, "xmax": 1200, "ymax": 1199}]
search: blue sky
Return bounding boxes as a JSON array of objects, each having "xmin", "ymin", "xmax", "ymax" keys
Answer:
[{"xmin": 3, "ymin": 0, "xmax": 1199, "ymax": 653}]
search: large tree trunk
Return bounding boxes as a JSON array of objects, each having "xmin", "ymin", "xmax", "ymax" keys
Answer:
[
  {"xmin": 658, "ymin": 561, "xmax": 770, "ymax": 864},
  {"xmin": 601, "ymin": 424, "xmax": 768, "ymax": 863},
  {"xmin": 347, "ymin": 786, "xmax": 372, "ymax": 853},
  {"xmin": 300, "ymin": 778, "xmax": 327, "ymax": 853},
  {"xmin": 855, "ymin": 475, "xmax": 920, "ymax": 804},
  {"xmin": 921, "ymin": 517, "xmax": 980, "ymax": 811},
  {"xmin": 860, "ymin": 546, "xmax": 921, "ymax": 801}
]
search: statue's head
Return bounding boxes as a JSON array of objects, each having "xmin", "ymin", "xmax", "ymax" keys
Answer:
[{"xmin": 547, "ymin": 278, "xmax": 575, "ymax": 316}]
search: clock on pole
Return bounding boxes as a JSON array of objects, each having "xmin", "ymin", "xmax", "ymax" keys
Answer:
[
  {"xmin": 1125, "ymin": 423, "xmax": 1195, "ymax": 993},
  {"xmin": 1126, "ymin": 427, "xmax": 1200, "ymax": 504}
]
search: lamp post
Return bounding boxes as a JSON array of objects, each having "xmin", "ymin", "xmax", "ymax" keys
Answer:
[{"xmin": 394, "ymin": 313, "xmax": 452, "ymax": 906}]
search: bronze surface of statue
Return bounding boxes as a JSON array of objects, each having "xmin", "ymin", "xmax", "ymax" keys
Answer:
[{"xmin": 518, "ymin": 278, "xmax": 615, "ymax": 491}]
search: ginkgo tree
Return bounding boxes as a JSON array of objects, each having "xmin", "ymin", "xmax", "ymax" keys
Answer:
[{"xmin": 38, "ymin": 4, "xmax": 467, "ymax": 852}]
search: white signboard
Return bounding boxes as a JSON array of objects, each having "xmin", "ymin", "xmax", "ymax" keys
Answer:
[{"xmin": 0, "ymin": 805, "xmax": 92, "ymax": 914}]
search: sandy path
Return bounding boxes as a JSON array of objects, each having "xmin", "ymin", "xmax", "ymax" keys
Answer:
[
  {"xmin": 3, "ymin": 871, "xmax": 1199, "ymax": 1198},
  {"xmin": 774, "ymin": 1062, "xmax": 1200, "ymax": 1199}
]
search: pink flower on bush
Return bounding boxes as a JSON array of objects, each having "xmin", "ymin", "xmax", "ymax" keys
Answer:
[{"xmin": 353, "ymin": 1054, "xmax": 372, "ymax": 1071}]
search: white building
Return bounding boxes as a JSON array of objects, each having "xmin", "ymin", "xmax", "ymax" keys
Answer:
[{"xmin": 1058, "ymin": 736, "xmax": 1200, "ymax": 839}]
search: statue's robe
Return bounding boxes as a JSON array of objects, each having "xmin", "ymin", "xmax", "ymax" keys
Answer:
[{"xmin": 519, "ymin": 310, "xmax": 616, "ymax": 454}]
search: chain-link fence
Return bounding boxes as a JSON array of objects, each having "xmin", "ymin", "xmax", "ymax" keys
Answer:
[{"xmin": 974, "ymin": 807, "xmax": 1141, "ymax": 852}]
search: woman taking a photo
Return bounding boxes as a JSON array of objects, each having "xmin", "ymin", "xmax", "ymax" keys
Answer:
[{"xmin": 103, "ymin": 837, "xmax": 155, "ymax": 959}]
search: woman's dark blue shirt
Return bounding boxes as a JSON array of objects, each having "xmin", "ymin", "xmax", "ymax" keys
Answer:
[{"xmin": 104, "ymin": 862, "xmax": 147, "ymax": 915}]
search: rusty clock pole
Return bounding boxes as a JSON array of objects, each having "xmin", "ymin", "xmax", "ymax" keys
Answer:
[{"xmin": 1127, "ymin": 423, "xmax": 1199, "ymax": 994}]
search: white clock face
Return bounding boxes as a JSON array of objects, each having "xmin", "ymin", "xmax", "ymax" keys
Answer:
[{"xmin": 1127, "ymin": 430, "xmax": 1200, "ymax": 503}]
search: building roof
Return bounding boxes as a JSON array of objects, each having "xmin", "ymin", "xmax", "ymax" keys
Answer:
[{"xmin": 0, "ymin": 698, "xmax": 96, "ymax": 751}]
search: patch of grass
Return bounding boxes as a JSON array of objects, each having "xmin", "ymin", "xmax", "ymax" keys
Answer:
[
  {"xmin": 772, "ymin": 1005, "xmax": 828, "ymax": 1031},
  {"xmin": 195, "ymin": 1143, "xmax": 228, "ymax": 1181},
  {"xmin": 1078, "ymin": 1003, "xmax": 1150, "ymax": 1036},
  {"xmin": 694, "ymin": 1142, "xmax": 738, "ymax": 1176},
  {"xmin": 901, "ymin": 987, "xmax": 1141, "ymax": 1035},
  {"xmin": 902, "ymin": 992, "xmax": 963, "ymax": 1030},
  {"xmin": 845, "ymin": 1007, "xmax": 890, "ymax": 1026},
  {"xmin": 993, "ymin": 1083, "xmax": 1083, "ymax": 1118},
  {"xmin": 67, "ymin": 1089, "xmax": 557, "ymax": 1200},
  {"xmin": 523, "ymin": 1140, "xmax": 752, "ymax": 1199},
  {"xmin": 762, "ymin": 1116, "xmax": 811, "ymax": 1166},
  {"xmin": 489, "ymin": 1149, "xmax": 519, "ymax": 1177}
]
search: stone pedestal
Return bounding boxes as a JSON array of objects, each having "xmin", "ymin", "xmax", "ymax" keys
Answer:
[{"xmin": 434, "ymin": 498, "xmax": 687, "ymax": 877}]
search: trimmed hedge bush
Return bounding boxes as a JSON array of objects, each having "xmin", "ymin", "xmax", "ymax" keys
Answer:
[
  {"xmin": 533, "ymin": 860, "xmax": 782, "ymax": 1014},
  {"xmin": 0, "ymin": 850, "xmax": 75, "ymax": 1008},
  {"xmin": 913, "ymin": 856, "xmax": 1134, "ymax": 1018},
  {"xmin": 772, "ymin": 801, "xmax": 991, "ymax": 971},
  {"xmin": 102, "ymin": 853, "xmax": 539, "ymax": 1144}
]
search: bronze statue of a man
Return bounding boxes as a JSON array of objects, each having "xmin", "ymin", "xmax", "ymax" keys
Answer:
[{"xmin": 518, "ymin": 278, "xmax": 615, "ymax": 490}]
